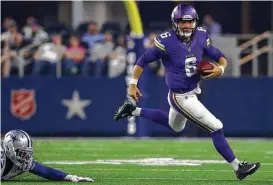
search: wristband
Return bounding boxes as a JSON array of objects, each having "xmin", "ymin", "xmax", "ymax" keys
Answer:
[
  {"xmin": 219, "ymin": 66, "xmax": 225, "ymax": 75},
  {"xmin": 129, "ymin": 78, "xmax": 138, "ymax": 85}
]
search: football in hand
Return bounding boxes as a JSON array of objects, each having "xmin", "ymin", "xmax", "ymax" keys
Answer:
[{"xmin": 197, "ymin": 61, "xmax": 214, "ymax": 76}]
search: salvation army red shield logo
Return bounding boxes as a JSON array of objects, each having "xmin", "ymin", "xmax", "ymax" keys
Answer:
[{"xmin": 11, "ymin": 89, "xmax": 36, "ymax": 120}]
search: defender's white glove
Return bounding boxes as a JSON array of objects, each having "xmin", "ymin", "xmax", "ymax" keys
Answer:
[{"xmin": 64, "ymin": 175, "xmax": 94, "ymax": 182}]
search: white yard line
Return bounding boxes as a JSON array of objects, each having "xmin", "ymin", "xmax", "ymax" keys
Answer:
[
  {"xmin": 44, "ymin": 162, "xmax": 273, "ymax": 166},
  {"xmin": 100, "ymin": 177, "xmax": 273, "ymax": 181},
  {"xmin": 83, "ymin": 168, "xmax": 273, "ymax": 173},
  {"xmin": 33, "ymin": 137, "xmax": 273, "ymax": 141},
  {"xmin": 43, "ymin": 159, "xmax": 273, "ymax": 172},
  {"xmin": 43, "ymin": 160, "xmax": 273, "ymax": 166}
]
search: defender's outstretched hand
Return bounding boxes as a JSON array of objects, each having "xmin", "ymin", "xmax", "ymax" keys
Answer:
[
  {"xmin": 203, "ymin": 62, "xmax": 224, "ymax": 80},
  {"xmin": 65, "ymin": 175, "xmax": 94, "ymax": 182},
  {"xmin": 128, "ymin": 84, "xmax": 143, "ymax": 103}
]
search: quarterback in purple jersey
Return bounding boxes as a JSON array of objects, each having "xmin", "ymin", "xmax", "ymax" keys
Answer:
[{"xmin": 114, "ymin": 4, "xmax": 260, "ymax": 180}]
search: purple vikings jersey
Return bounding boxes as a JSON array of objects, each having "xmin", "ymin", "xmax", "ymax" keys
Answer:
[{"xmin": 136, "ymin": 27, "xmax": 226, "ymax": 93}]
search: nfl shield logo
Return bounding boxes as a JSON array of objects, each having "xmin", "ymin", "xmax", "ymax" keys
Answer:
[{"xmin": 11, "ymin": 89, "xmax": 36, "ymax": 120}]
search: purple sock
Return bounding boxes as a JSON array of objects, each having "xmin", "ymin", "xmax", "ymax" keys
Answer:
[
  {"xmin": 211, "ymin": 129, "xmax": 236, "ymax": 163},
  {"xmin": 140, "ymin": 108, "xmax": 172, "ymax": 130}
]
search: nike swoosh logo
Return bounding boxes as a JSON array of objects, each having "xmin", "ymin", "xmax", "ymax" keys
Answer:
[{"xmin": 247, "ymin": 164, "xmax": 256, "ymax": 172}]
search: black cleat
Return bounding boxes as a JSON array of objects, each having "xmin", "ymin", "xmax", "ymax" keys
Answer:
[
  {"xmin": 113, "ymin": 100, "xmax": 136, "ymax": 121},
  {"xmin": 235, "ymin": 161, "xmax": 261, "ymax": 180}
]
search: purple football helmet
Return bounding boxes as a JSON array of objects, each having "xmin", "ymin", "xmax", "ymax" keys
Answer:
[{"xmin": 171, "ymin": 4, "xmax": 199, "ymax": 38}]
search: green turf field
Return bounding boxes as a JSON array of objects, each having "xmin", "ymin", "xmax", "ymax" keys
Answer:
[{"xmin": 3, "ymin": 139, "xmax": 273, "ymax": 185}]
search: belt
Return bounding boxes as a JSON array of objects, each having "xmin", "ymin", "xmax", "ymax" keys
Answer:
[{"xmin": 170, "ymin": 88, "xmax": 191, "ymax": 94}]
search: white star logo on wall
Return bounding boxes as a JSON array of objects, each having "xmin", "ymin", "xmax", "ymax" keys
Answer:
[{"xmin": 62, "ymin": 90, "xmax": 91, "ymax": 120}]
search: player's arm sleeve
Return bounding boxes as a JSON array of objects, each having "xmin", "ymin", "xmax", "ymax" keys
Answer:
[
  {"xmin": 29, "ymin": 161, "xmax": 68, "ymax": 181},
  {"xmin": 203, "ymin": 33, "xmax": 226, "ymax": 62},
  {"xmin": 136, "ymin": 46, "xmax": 165, "ymax": 68}
]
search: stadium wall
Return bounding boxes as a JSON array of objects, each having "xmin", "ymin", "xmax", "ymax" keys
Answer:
[
  {"xmin": 202, "ymin": 77, "xmax": 273, "ymax": 137},
  {"xmin": 2, "ymin": 77, "xmax": 273, "ymax": 137}
]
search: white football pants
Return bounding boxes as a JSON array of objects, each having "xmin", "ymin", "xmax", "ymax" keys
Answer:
[{"xmin": 167, "ymin": 90, "xmax": 223, "ymax": 133}]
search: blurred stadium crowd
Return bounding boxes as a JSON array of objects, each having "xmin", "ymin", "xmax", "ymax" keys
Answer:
[{"xmin": 1, "ymin": 16, "xmax": 167, "ymax": 78}]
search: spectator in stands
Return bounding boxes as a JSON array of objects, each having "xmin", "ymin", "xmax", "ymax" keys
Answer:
[
  {"xmin": 143, "ymin": 32, "xmax": 157, "ymax": 49},
  {"xmin": 32, "ymin": 33, "xmax": 66, "ymax": 75},
  {"xmin": 144, "ymin": 32, "xmax": 164, "ymax": 76},
  {"xmin": 1, "ymin": 20, "xmax": 19, "ymax": 44},
  {"xmin": 81, "ymin": 22, "xmax": 104, "ymax": 49},
  {"xmin": 1, "ymin": 33, "xmax": 30, "ymax": 77},
  {"xmin": 28, "ymin": 22, "xmax": 48, "ymax": 45},
  {"xmin": 1, "ymin": 17, "xmax": 15, "ymax": 33},
  {"xmin": 108, "ymin": 35, "xmax": 127, "ymax": 78},
  {"xmin": 88, "ymin": 31, "xmax": 114, "ymax": 76},
  {"xmin": 22, "ymin": 16, "xmax": 37, "ymax": 40},
  {"xmin": 63, "ymin": 34, "xmax": 86, "ymax": 75},
  {"xmin": 202, "ymin": 14, "xmax": 222, "ymax": 35}
]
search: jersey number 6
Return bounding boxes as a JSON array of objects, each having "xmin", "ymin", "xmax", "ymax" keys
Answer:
[
  {"xmin": 160, "ymin": 32, "xmax": 171, "ymax": 38},
  {"xmin": 185, "ymin": 57, "xmax": 197, "ymax": 77}
]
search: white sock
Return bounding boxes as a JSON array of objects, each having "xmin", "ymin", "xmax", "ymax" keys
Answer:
[
  {"xmin": 230, "ymin": 158, "xmax": 240, "ymax": 171},
  {"xmin": 132, "ymin": 107, "xmax": 141, "ymax": 116}
]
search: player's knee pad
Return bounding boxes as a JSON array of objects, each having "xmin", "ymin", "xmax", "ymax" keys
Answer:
[
  {"xmin": 213, "ymin": 119, "xmax": 223, "ymax": 131},
  {"xmin": 201, "ymin": 116, "xmax": 223, "ymax": 131},
  {"xmin": 168, "ymin": 119, "xmax": 186, "ymax": 132}
]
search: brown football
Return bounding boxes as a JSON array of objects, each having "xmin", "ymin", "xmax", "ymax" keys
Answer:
[{"xmin": 198, "ymin": 61, "xmax": 214, "ymax": 75}]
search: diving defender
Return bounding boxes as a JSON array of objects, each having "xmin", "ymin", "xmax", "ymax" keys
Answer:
[{"xmin": 1, "ymin": 129, "xmax": 94, "ymax": 182}]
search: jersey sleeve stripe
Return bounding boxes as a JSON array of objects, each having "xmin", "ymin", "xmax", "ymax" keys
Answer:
[
  {"xmin": 206, "ymin": 38, "xmax": 210, "ymax": 46},
  {"xmin": 154, "ymin": 37, "xmax": 165, "ymax": 49},
  {"xmin": 154, "ymin": 42, "xmax": 166, "ymax": 51}
]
